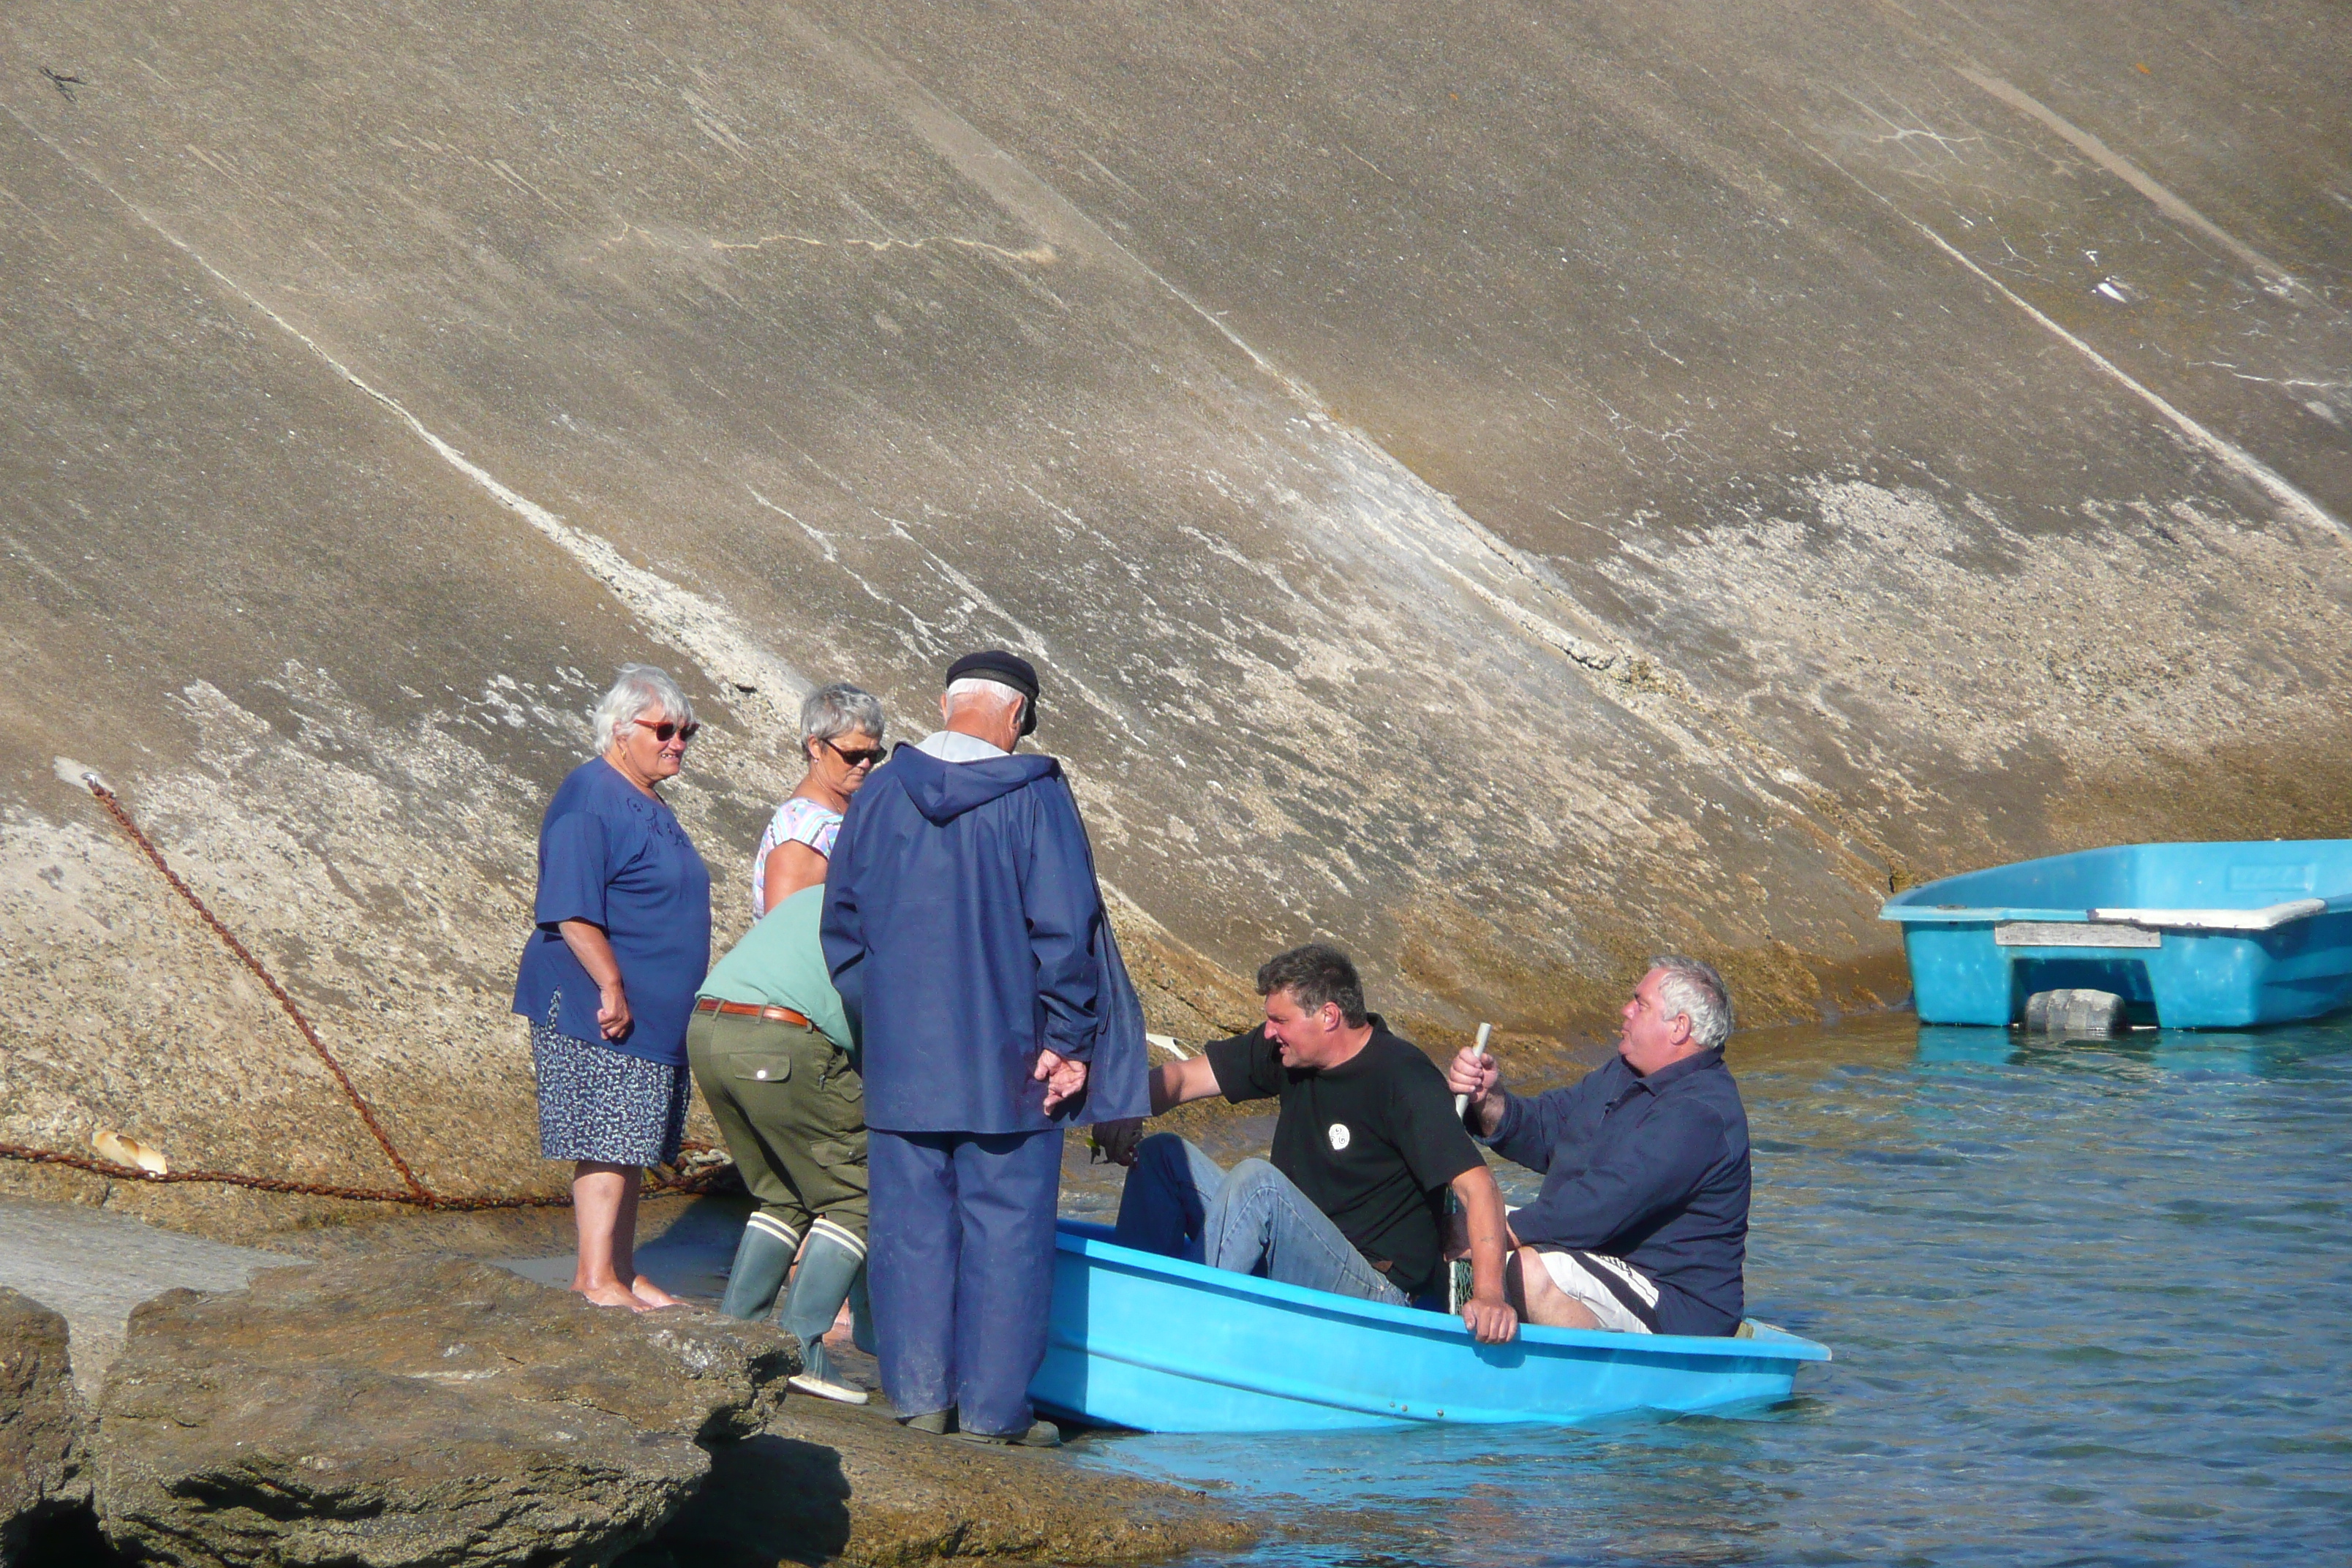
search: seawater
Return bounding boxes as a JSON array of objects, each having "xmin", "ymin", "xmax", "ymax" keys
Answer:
[{"xmin": 1065, "ymin": 1013, "xmax": 2352, "ymax": 1566}]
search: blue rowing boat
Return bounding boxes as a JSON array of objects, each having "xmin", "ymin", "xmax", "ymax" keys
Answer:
[
  {"xmin": 1882, "ymin": 840, "xmax": 2352, "ymax": 1028},
  {"xmin": 1029, "ymin": 1221, "xmax": 1831, "ymax": 1433}
]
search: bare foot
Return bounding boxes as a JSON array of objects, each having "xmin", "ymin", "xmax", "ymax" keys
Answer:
[
  {"xmin": 630, "ymin": 1275, "xmax": 687, "ymax": 1310},
  {"xmin": 574, "ymin": 1281, "xmax": 640, "ymax": 1310}
]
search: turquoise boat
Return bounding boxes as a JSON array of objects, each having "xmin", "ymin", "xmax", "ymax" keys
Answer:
[
  {"xmin": 1881, "ymin": 840, "xmax": 2352, "ymax": 1028},
  {"xmin": 1030, "ymin": 1221, "xmax": 1831, "ymax": 1433}
]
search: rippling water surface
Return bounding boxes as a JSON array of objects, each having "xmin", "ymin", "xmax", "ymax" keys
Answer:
[{"xmin": 1065, "ymin": 1014, "xmax": 2352, "ymax": 1566}]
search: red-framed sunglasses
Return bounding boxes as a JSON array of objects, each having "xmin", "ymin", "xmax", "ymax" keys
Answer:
[{"xmin": 630, "ymin": 717, "xmax": 701, "ymax": 744}]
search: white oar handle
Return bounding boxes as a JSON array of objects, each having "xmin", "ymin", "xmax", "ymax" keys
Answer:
[{"xmin": 1454, "ymin": 1022, "xmax": 1493, "ymax": 1118}]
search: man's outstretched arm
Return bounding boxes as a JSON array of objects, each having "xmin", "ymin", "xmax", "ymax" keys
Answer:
[
  {"xmin": 1150, "ymin": 1053, "xmax": 1223, "ymax": 1114},
  {"xmin": 1450, "ymin": 1163, "xmax": 1520, "ymax": 1344},
  {"xmin": 1093, "ymin": 1052, "xmax": 1224, "ymax": 1164}
]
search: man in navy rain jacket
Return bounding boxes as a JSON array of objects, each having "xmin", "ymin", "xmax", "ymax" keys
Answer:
[
  {"xmin": 1447, "ymin": 955, "xmax": 1749, "ymax": 1337},
  {"xmin": 821, "ymin": 650, "xmax": 1147, "ymax": 1445}
]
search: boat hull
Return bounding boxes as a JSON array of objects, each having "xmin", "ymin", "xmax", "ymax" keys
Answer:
[
  {"xmin": 1882, "ymin": 841, "xmax": 2352, "ymax": 1029},
  {"xmin": 1030, "ymin": 1223, "xmax": 1829, "ymax": 1433}
]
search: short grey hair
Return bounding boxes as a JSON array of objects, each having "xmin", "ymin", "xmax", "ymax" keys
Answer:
[
  {"xmin": 801, "ymin": 682, "xmax": 884, "ymax": 758},
  {"xmin": 590, "ymin": 663, "xmax": 694, "ymax": 753},
  {"xmin": 946, "ymin": 676, "xmax": 1024, "ymax": 709},
  {"xmin": 1648, "ymin": 954, "xmax": 1734, "ymax": 1050}
]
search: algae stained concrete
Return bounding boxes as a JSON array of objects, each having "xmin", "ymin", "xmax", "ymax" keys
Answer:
[{"xmin": 0, "ymin": 1, "xmax": 2345, "ymax": 1224}]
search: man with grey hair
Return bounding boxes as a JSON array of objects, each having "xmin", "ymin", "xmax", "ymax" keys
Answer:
[
  {"xmin": 1447, "ymin": 955, "xmax": 1751, "ymax": 1337},
  {"xmin": 823, "ymin": 649, "xmax": 1147, "ymax": 1445}
]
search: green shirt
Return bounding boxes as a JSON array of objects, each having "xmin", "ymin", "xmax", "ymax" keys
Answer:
[{"xmin": 696, "ymin": 885, "xmax": 856, "ymax": 1055}]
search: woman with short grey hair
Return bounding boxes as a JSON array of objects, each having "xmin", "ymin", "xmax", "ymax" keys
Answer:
[
  {"xmin": 514, "ymin": 663, "xmax": 712, "ymax": 1311},
  {"xmin": 752, "ymin": 681, "xmax": 886, "ymax": 913}
]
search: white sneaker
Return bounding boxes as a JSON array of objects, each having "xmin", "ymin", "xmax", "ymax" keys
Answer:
[
  {"xmin": 789, "ymin": 1340, "xmax": 870, "ymax": 1403},
  {"xmin": 788, "ymin": 1369, "xmax": 870, "ymax": 1404}
]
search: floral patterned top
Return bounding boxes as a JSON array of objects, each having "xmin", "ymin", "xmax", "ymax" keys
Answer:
[{"xmin": 751, "ymin": 794, "xmax": 843, "ymax": 912}]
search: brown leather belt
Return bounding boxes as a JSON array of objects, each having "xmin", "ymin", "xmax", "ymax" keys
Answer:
[{"xmin": 695, "ymin": 997, "xmax": 813, "ymax": 1030}]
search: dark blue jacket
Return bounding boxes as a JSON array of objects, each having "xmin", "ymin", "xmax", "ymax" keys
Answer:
[
  {"xmin": 1485, "ymin": 1047, "xmax": 1750, "ymax": 1336},
  {"xmin": 821, "ymin": 744, "xmax": 1148, "ymax": 1134}
]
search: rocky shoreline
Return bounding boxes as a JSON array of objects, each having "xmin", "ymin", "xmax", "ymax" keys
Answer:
[{"xmin": 0, "ymin": 1238, "xmax": 1252, "ymax": 1568}]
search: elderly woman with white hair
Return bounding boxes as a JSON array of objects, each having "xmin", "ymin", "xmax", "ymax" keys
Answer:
[
  {"xmin": 752, "ymin": 682, "xmax": 887, "ymax": 913},
  {"xmin": 514, "ymin": 663, "xmax": 713, "ymax": 1311}
]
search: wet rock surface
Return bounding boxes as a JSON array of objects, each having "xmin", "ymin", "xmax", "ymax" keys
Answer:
[
  {"xmin": 0, "ymin": 1198, "xmax": 291, "ymax": 1395},
  {"xmin": 0, "ymin": 1289, "xmax": 87, "ymax": 1564},
  {"xmin": 633, "ymin": 1393, "xmax": 1256, "ymax": 1568},
  {"xmin": 1, "ymin": 1199, "xmax": 1251, "ymax": 1567},
  {"xmin": 91, "ymin": 1256, "xmax": 796, "ymax": 1568},
  {"xmin": 0, "ymin": 0, "xmax": 2344, "ymax": 1235}
]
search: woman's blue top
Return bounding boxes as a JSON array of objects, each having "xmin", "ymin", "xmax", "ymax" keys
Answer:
[{"xmin": 513, "ymin": 757, "xmax": 712, "ymax": 1066}]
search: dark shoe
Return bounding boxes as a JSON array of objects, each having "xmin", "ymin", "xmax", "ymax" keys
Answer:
[
  {"xmin": 949, "ymin": 1417, "xmax": 1063, "ymax": 1448},
  {"xmin": 898, "ymin": 1409, "xmax": 954, "ymax": 1436}
]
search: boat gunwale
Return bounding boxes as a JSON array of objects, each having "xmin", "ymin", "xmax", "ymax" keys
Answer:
[
  {"xmin": 1877, "ymin": 840, "xmax": 2352, "ymax": 926},
  {"xmin": 1053, "ymin": 1222, "xmax": 1831, "ymax": 1365},
  {"xmin": 1882, "ymin": 902, "xmax": 2352, "ymax": 925}
]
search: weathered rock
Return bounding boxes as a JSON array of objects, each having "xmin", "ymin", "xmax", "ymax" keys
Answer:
[
  {"xmin": 0, "ymin": 1288, "xmax": 88, "ymax": 1564},
  {"xmin": 0, "ymin": 1195, "xmax": 293, "ymax": 1397},
  {"xmin": 638, "ymin": 1394, "xmax": 1256, "ymax": 1568},
  {"xmin": 92, "ymin": 1257, "xmax": 797, "ymax": 1568},
  {"xmin": 5, "ymin": 0, "xmax": 2351, "ymax": 1243}
]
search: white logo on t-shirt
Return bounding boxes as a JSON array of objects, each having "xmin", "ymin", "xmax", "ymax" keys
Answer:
[{"xmin": 1327, "ymin": 1122, "xmax": 1352, "ymax": 1152}]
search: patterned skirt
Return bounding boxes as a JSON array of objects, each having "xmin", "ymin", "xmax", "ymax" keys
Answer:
[{"xmin": 531, "ymin": 1014, "xmax": 689, "ymax": 1166}]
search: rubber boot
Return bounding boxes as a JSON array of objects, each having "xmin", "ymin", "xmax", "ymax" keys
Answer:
[
  {"xmin": 781, "ymin": 1228, "xmax": 869, "ymax": 1403},
  {"xmin": 717, "ymin": 1215, "xmax": 798, "ymax": 1321}
]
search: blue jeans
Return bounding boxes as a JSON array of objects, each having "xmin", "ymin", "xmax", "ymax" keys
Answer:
[{"xmin": 1112, "ymin": 1134, "xmax": 1409, "ymax": 1305}]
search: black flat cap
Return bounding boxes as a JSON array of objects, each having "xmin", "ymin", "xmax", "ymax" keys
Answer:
[{"xmin": 944, "ymin": 649, "xmax": 1041, "ymax": 736}]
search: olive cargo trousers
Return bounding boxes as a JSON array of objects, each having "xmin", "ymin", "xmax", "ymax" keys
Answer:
[{"xmin": 685, "ymin": 1010, "xmax": 869, "ymax": 1248}]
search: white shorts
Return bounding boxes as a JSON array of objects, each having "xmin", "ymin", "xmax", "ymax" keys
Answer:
[{"xmin": 1534, "ymin": 1248, "xmax": 1661, "ymax": 1335}]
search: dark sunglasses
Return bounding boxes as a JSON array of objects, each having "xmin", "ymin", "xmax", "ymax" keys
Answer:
[
  {"xmin": 630, "ymin": 717, "xmax": 701, "ymax": 744},
  {"xmin": 822, "ymin": 738, "xmax": 889, "ymax": 768}
]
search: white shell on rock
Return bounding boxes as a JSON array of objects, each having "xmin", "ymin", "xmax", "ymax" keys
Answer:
[{"xmin": 93, "ymin": 1128, "xmax": 170, "ymax": 1175}]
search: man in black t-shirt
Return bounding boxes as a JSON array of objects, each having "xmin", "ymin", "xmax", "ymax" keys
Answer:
[{"xmin": 1101, "ymin": 944, "xmax": 1517, "ymax": 1343}]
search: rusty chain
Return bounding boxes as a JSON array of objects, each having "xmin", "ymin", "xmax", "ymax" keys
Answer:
[
  {"xmin": 0, "ymin": 774, "xmax": 727, "ymax": 1211},
  {"xmin": 83, "ymin": 777, "xmax": 431, "ymax": 1201}
]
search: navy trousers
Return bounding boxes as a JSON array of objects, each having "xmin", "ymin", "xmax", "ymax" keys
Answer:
[{"xmin": 867, "ymin": 1126, "xmax": 1063, "ymax": 1436}]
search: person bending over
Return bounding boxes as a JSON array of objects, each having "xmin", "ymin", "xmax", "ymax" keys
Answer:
[
  {"xmin": 1447, "ymin": 955, "xmax": 1749, "ymax": 1337},
  {"xmin": 687, "ymin": 883, "xmax": 872, "ymax": 1403},
  {"xmin": 1104, "ymin": 943, "xmax": 1517, "ymax": 1344}
]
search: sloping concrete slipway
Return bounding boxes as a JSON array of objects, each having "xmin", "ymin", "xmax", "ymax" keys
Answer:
[{"xmin": 2, "ymin": 1, "xmax": 2345, "ymax": 1224}]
